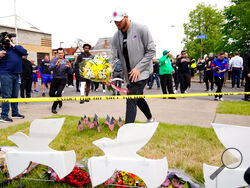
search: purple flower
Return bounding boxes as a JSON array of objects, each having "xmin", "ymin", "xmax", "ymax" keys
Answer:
[
  {"xmin": 161, "ymin": 178, "xmax": 171, "ymax": 186},
  {"xmin": 133, "ymin": 35, "xmax": 137, "ymax": 39}
]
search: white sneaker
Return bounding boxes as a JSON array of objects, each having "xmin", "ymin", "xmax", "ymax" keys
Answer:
[
  {"xmin": 103, "ymin": 89, "xmax": 106, "ymax": 93},
  {"xmin": 219, "ymin": 98, "xmax": 224, "ymax": 101},
  {"xmin": 146, "ymin": 118, "xmax": 156, "ymax": 123},
  {"xmin": 62, "ymin": 90, "xmax": 65, "ymax": 94},
  {"xmin": 95, "ymin": 89, "xmax": 98, "ymax": 92},
  {"xmin": 214, "ymin": 97, "xmax": 219, "ymax": 101},
  {"xmin": 174, "ymin": 89, "xmax": 178, "ymax": 94},
  {"xmin": 69, "ymin": 85, "xmax": 73, "ymax": 88},
  {"xmin": 184, "ymin": 90, "xmax": 188, "ymax": 94}
]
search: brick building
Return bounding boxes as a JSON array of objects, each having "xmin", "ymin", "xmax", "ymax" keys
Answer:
[{"xmin": 0, "ymin": 24, "xmax": 52, "ymax": 65}]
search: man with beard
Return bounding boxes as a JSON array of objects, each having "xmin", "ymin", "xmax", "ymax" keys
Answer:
[{"xmin": 111, "ymin": 9, "xmax": 155, "ymax": 123}]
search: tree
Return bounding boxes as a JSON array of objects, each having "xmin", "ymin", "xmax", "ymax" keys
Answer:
[
  {"xmin": 182, "ymin": 3, "xmax": 225, "ymax": 59},
  {"xmin": 222, "ymin": 0, "xmax": 250, "ymax": 55}
]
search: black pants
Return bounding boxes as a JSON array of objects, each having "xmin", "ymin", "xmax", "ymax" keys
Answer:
[
  {"xmin": 75, "ymin": 75, "xmax": 80, "ymax": 91},
  {"xmin": 67, "ymin": 73, "xmax": 74, "ymax": 86},
  {"xmin": 49, "ymin": 78, "xmax": 66, "ymax": 110},
  {"xmin": 214, "ymin": 76, "xmax": 224, "ymax": 99},
  {"xmin": 178, "ymin": 72, "xmax": 190, "ymax": 93},
  {"xmin": 245, "ymin": 75, "xmax": 250, "ymax": 100},
  {"xmin": 160, "ymin": 74, "xmax": 174, "ymax": 94},
  {"xmin": 204, "ymin": 71, "xmax": 214, "ymax": 90},
  {"xmin": 126, "ymin": 79, "xmax": 152, "ymax": 124},
  {"xmin": 20, "ymin": 78, "xmax": 32, "ymax": 98},
  {"xmin": 173, "ymin": 72, "xmax": 179, "ymax": 90}
]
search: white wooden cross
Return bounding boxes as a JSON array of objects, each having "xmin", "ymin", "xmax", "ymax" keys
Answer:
[
  {"xmin": 88, "ymin": 122, "xmax": 168, "ymax": 188},
  {"xmin": 6, "ymin": 118, "xmax": 76, "ymax": 179}
]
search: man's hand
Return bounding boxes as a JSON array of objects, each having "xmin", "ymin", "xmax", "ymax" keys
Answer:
[
  {"xmin": 5, "ymin": 37, "xmax": 15, "ymax": 47},
  {"xmin": 56, "ymin": 60, "xmax": 60, "ymax": 66},
  {"xmin": 66, "ymin": 60, "xmax": 71, "ymax": 67},
  {"xmin": 172, "ymin": 70, "xmax": 175, "ymax": 74},
  {"xmin": 129, "ymin": 68, "xmax": 140, "ymax": 82},
  {"xmin": 248, "ymin": 73, "xmax": 250, "ymax": 78},
  {"xmin": 0, "ymin": 50, "xmax": 6, "ymax": 58}
]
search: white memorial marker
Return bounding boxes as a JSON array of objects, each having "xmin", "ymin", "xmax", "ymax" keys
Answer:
[
  {"xmin": 88, "ymin": 122, "xmax": 168, "ymax": 188},
  {"xmin": 203, "ymin": 123, "xmax": 250, "ymax": 187},
  {"xmin": 6, "ymin": 118, "xmax": 76, "ymax": 179}
]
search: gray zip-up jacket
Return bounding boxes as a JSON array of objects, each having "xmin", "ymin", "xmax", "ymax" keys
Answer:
[{"xmin": 111, "ymin": 22, "xmax": 156, "ymax": 83}]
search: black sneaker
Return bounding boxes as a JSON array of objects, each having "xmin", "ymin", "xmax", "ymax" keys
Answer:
[
  {"xmin": 59, "ymin": 102, "xmax": 63, "ymax": 108},
  {"xmin": 42, "ymin": 93, "xmax": 45, "ymax": 97},
  {"xmin": 80, "ymin": 100, "xmax": 85, "ymax": 104},
  {"xmin": 85, "ymin": 100, "xmax": 89, "ymax": 102},
  {"xmin": 0, "ymin": 117, "xmax": 13, "ymax": 122},
  {"xmin": 51, "ymin": 109, "xmax": 57, "ymax": 114},
  {"xmin": 12, "ymin": 114, "xmax": 25, "ymax": 119}
]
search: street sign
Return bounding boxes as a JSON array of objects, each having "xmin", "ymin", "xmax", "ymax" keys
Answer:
[{"xmin": 197, "ymin": 35, "xmax": 207, "ymax": 39}]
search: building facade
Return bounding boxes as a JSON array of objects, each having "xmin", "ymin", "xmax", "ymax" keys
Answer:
[{"xmin": 0, "ymin": 24, "xmax": 52, "ymax": 65}]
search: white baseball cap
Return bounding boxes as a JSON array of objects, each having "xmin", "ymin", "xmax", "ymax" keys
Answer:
[{"xmin": 110, "ymin": 9, "xmax": 127, "ymax": 22}]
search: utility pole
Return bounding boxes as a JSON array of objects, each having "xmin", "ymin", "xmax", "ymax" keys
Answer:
[{"xmin": 14, "ymin": 0, "xmax": 18, "ymax": 44}]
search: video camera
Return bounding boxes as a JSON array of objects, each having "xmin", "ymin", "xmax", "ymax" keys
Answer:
[{"xmin": 0, "ymin": 32, "xmax": 16, "ymax": 47}]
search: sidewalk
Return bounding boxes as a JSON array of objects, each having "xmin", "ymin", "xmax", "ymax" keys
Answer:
[{"xmin": 0, "ymin": 99, "xmax": 249, "ymax": 129}]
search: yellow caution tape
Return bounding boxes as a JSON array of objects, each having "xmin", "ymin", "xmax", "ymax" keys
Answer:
[{"xmin": 0, "ymin": 92, "xmax": 249, "ymax": 103}]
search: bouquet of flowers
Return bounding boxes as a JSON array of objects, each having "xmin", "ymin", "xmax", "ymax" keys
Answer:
[
  {"xmin": 42, "ymin": 166, "xmax": 91, "ymax": 187},
  {"xmin": 105, "ymin": 170, "xmax": 146, "ymax": 187},
  {"xmin": 80, "ymin": 55, "xmax": 112, "ymax": 82}
]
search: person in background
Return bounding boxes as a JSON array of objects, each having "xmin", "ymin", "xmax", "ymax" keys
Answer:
[
  {"xmin": 159, "ymin": 50, "xmax": 175, "ymax": 99},
  {"xmin": 147, "ymin": 59, "xmax": 160, "ymax": 90},
  {"xmin": 67, "ymin": 60, "xmax": 74, "ymax": 88},
  {"xmin": 242, "ymin": 49, "xmax": 250, "ymax": 101},
  {"xmin": 172, "ymin": 55, "xmax": 180, "ymax": 93},
  {"xmin": 223, "ymin": 52, "xmax": 229, "ymax": 87},
  {"xmin": 211, "ymin": 52, "xmax": 228, "ymax": 101},
  {"xmin": 190, "ymin": 57, "xmax": 197, "ymax": 78},
  {"xmin": 197, "ymin": 58, "xmax": 205, "ymax": 83},
  {"xmin": 31, "ymin": 60, "xmax": 39, "ymax": 93},
  {"xmin": 230, "ymin": 51, "xmax": 243, "ymax": 88},
  {"xmin": 0, "ymin": 33, "xmax": 26, "ymax": 122},
  {"xmin": 49, "ymin": 48, "xmax": 72, "ymax": 114},
  {"xmin": 112, "ymin": 59, "xmax": 123, "ymax": 95},
  {"xmin": 204, "ymin": 53, "xmax": 214, "ymax": 91},
  {"xmin": 40, "ymin": 55, "xmax": 52, "ymax": 97},
  {"xmin": 20, "ymin": 53, "xmax": 33, "ymax": 99},
  {"xmin": 176, "ymin": 50, "xmax": 191, "ymax": 93},
  {"xmin": 75, "ymin": 44, "xmax": 94, "ymax": 104}
]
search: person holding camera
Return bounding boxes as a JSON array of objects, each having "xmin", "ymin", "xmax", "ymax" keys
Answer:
[
  {"xmin": 211, "ymin": 52, "xmax": 229, "ymax": 101},
  {"xmin": 49, "ymin": 48, "xmax": 72, "ymax": 114},
  {"xmin": 0, "ymin": 32, "xmax": 27, "ymax": 122}
]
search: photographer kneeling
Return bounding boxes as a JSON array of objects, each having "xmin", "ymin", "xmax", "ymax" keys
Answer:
[{"xmin": 0, "ymin": 32, "xmax": 27, "ymax": 122}]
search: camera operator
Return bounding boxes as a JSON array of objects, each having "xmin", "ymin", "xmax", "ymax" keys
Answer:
[
  {"xmin": 0, "ymin": 32, "xmax": 27, "ymax": 122},
  {"xmin": 211, "ymin": 52, "xmax": 228, "ymax": 101}
]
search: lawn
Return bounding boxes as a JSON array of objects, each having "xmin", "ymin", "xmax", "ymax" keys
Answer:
[
  {"xmin": 0, "ymin": 115, "xmax": 225, "ymax": 187},
  {"xmin": 217, "ymin": 101, "xmax": 250, "ymax": 116}
]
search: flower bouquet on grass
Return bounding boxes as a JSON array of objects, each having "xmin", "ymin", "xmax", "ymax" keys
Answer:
[
  {"xmin": 42, "ymin": 165, "xmax": 91, "ymax": 187},
  {"xmin": 80, "ymin": 55, "xmax": 112, "ymax": 82},
  {"xmin": 105, "ymin": 170, "xmax": 146, "ymax": 187}
]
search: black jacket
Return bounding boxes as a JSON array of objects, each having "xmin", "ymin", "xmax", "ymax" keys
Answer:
[
  {"xmin": 176, "ymin": 57, "xmax": 191, "ymax": 73},
  {"xmin": 74, "ymin": 52, "xmax": 94, "ymax": 76},
  {"xmin": 21, "ymin": 58, "xmax": 33, "ymax": 79}
]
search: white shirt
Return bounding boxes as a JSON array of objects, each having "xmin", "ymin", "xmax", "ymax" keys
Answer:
[{"xmin": 230, "ymin": 55, "xmax": 243, "ymax": 68}]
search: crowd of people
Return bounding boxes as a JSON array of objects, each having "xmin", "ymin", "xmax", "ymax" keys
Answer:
[{"xmin": 0, "ymin": 8, "xmax": 249, "ymax": 124}]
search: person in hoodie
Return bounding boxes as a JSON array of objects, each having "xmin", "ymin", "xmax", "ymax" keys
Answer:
[
  {"xmin": 211, "ymin": 52, "xmax": 228, "ymax": 101},
  {"xmin": 159, "ymin": 50, "xmax": 175, "ymax": 99},
  {"xmin": 0, "ymin": 33, "xmax": 27, "ymax": 122},
  {"xmin": 20, "ymin": 53, "xmax": 33, "ymax": 98},
  {"xmin": 49, "ymin": 48, "xmax": 73, "ymax": 114}
]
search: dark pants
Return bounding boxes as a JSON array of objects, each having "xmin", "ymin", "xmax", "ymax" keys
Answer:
[
  {"xmin": 0, "ymin": 73, "xmax": 20, "ymax": 118},
  {"xmin": 125, "ymin": 79, "xmax": 152, "ymax": 124},
  {"xmin": 245, "ymin": 75, "xmax": 250, "ymax": 100},
  {"xmin": 232, "ymin": 67, "xmax": 241, "ymax": 88},
  {"xmin": 75, "ymin": 75, "xmax": 80, "ymax": 91},
  {"xmin": 204, "ymin": 71, "xmax": 214, "ymax": 90},
  {"xmin": 149, "ymin": 73, "xmax": 160, "ymax": 89},
  {"xmin": 178, "ymin": 72, "xmax": 190, "ymax": 93},
  {"xmin": 20, "ymin": 78, "xmax": 32, "ymax": 98},
  {"xmin": 214, "ymin": 76, "xmax": 224, "ymax": 99},
  {"xmin": 49, "ymin": 78, "xmax": 66, "ymax": 110},
  {"xmin": 173, "ymin": 72, "xmax": 179, "ymax": 90},
  {"xmin": 67, "ymin": 73, "xmax": 74, "ymax": 86},
  {"xmin": 160, "ymin": 74, "xmax": 173, "ymax": 94}
]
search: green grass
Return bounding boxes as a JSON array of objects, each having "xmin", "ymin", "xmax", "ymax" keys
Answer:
[
  {"xmin": 217, "ymin": 101, "xmax": 250, "ymax": 116},
  {"xmin": 0, "ymin": 115, "xmax": 225, "ymax": 187}
]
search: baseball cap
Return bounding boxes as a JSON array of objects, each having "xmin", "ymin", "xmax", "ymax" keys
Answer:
[
  {"xmin": 163, "ymin": 50, "xmax": 170, "ymax": 55},
  {"xmin": 111, "ymin": 9, "xmax": 127, "ymax": 22}
]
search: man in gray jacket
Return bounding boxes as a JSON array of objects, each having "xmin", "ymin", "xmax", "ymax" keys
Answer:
[{"xmin": 111, "ymin": 9, "xmax": 155, "ymax": 123}]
